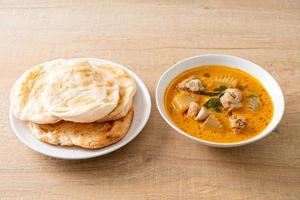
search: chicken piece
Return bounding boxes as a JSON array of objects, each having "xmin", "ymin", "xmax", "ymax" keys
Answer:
[
  {"xmin": 220, "ymin": 88, "xmax": 243, "ymax": 109},
  {"xmin": 177, "ymin": 76, "xmax": 205, "ymax": 92},
  {"xmin": 229, "ymin": 115, "xmax": 247, "ymax": 133},
  {"xmin": 195, "ymin": 107, "xmax": 210, "ymax": 121},
  {"xmin": 202, "ymin": 114, "xmax": 223, "ymax": 129},
  {"xmin": 248, "ymin": 95, "xmax": 262, "ymax": 112},
  {"xmin": 187, "ymin": 102, "xmax": 200, "ymax": 118}
]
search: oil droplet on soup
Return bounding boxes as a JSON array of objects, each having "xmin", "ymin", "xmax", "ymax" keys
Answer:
[{"xmin": 164, "ymin": 65, "xmax": 274, "ymax": 143}]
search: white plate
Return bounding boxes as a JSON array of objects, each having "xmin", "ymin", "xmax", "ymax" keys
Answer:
[
  {"xmin": 9, "ymin": 58, "xmax": 151, "ymax": 159},
  {"xmin": 156, "ymin": 54, "xmax": 285, "ymax": 147}
]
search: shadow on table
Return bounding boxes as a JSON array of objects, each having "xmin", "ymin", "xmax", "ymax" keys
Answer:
[
  {"xmin": 39, "ymin": 119, "xmax": 297, "ymax": 178},
  {"xmin": 201, "ymin": 126, "xmax": 295, "ymax": 167},
  {"xmin": 39, "ymin": 109, "xmax": 160, "ymax": 177}
]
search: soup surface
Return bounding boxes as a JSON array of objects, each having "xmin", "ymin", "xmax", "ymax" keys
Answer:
[{"xmin": 164, "ymin": 65, "xmax": 273, "ymax": 143}]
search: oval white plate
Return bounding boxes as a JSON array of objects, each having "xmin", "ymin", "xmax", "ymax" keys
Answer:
[
  {"xmin": 156, "ymin": 54, "xmax": 285, "ymax": 147},
  {"xmin": 10, "ymin": 58, "xmax": 151, "ymax": 159}
]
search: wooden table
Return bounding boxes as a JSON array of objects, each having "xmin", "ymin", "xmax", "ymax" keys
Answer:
[{"xmin": 1, "ymin": 1, "xmax": 300, "ymax": 199}]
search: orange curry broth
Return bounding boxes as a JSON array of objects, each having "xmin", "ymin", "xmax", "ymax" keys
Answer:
[{"xmin": 164, "ymin": 65, "xmax": 274, "ymax": 143}]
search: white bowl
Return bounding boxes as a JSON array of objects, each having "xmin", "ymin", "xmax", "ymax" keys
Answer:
[
  {"xmin": 10, "ymin": 58, "xmax": 151, "ymax": 159},
  {"xmin": 156, "ymin": 54, "xmax": 285, "ymax": 147}
]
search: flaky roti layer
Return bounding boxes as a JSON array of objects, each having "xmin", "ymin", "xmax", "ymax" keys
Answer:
[
  {"xmin": 90, "ymin": 63, "xmax": 137, "ymax": 122},
  {"xmin": 28, "ymin": 109, "xmax": 134, "ymax": 149},
  {"xmin": 42, "ymin": 60, "xmax": 120, "ymax": 123},
  {"xmin": 10, "ymin": 59, "xmax": 66, "ymax": 124}
]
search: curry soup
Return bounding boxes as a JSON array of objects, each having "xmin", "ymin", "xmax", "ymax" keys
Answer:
[{"xmin": 164, "ymin": 65, "xmax": 274, "ymax": 143}]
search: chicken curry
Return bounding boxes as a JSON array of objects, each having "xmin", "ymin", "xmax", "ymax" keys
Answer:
[{"xmin": 164, "ymin": 65, "xmax": 274, "ymax": 143}]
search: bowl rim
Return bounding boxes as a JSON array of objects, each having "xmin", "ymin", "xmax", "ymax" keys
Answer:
[{"xmin": 155, "ymin": 54, "xmax": 285, "ymax": 147}]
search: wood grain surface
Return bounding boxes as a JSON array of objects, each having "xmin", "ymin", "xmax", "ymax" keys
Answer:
[{"xmin": 0, "ymin": 0, "xmax": 300, "ymax": 199}]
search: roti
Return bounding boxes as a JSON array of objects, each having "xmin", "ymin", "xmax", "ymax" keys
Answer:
[
  {"xmin": 42, "ymin": 60, "xmax": 120, "ymax": 123},
  {"xmin": 28, "ymin": 109, "xmax": 134, "ymax": 149},
  {"xmin": 10, "ymin": 59, "xmax": 66, "ymax": 124},
  {"xmin": 91, "ymin": 64, "xmax": 137, "ymax": 122}
]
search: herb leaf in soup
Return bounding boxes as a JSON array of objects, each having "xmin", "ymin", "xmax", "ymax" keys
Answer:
[
  {"xmin": 197, "ymin": 91, "xmax": 220, "ymax": 96},
  {"xmin": 203, "ymin": 98, "xmax": 223, "ymax": 112},
  {"xmin": 214, "ymin": 85, "xmax": 227, "ymax": 92},
  {"xmin": 196, "ymin": 86, "xmax": 227, "ymax": 97}
]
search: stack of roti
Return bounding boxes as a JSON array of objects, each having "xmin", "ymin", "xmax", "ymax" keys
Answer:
[{"xmin": 10, "ymin": 59, "xmax": 137, "ymax": 149}]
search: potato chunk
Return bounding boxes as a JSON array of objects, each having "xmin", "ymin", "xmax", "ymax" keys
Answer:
[
  {"xmin": 171, "ymin": 92, "xmax": 200, "ymax": 113},
  {"xmin": 248, "ymin": 95, "xmax": 262, "ymax": 112},
  {"xmin": 212, "ymin": 76, "xmax": 239, "ymax": 88},
  {"xmin": 202, "ymin": 114, "xmax": 223, "ymax": 130}
]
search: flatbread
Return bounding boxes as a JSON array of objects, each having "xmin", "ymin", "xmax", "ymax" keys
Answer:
[
  {"xmin": 28, "ymin": 109, "xmax": 134, "ymax": 149},
  {"xmin": 92, "ymin": 64, "xmax": 137, "ymax": 122},
  {"xmin": 10, "ymin": 59, "xmax": 66, "ymax": 124},
  {"xmin": 42, "ymin": 60, "xmax": 120, "ymax": 123}
]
